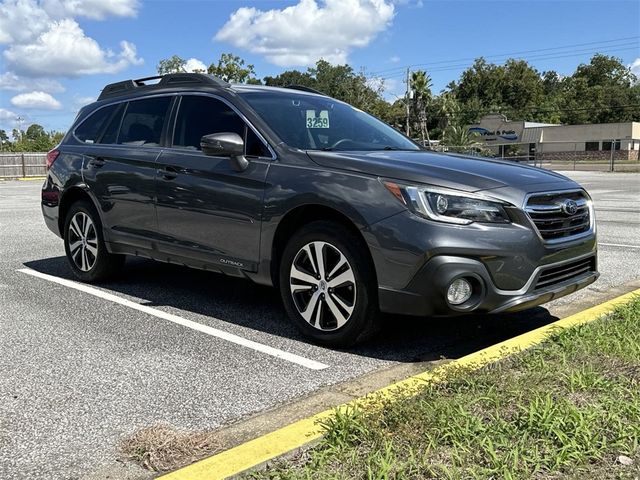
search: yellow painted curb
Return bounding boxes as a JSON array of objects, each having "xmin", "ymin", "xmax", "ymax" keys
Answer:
[
  {"xmin": 160, "ymin": 288, "xmax": 640, "ymax": 480},
  {"xmin": 16, "ymin": 177, "xmax": 46, "ymax": 181}
]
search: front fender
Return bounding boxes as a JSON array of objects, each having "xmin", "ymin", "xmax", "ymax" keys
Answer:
[{"xmin": 248, "ymin": 162, "xmax": 405, "ymax": 286}]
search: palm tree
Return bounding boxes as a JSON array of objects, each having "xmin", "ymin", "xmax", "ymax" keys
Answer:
[
  {"xmin": 442, "ymin": 125, "xmax": 481, "ymax": 154},
  {"xmin": 437, "ymin": 91, "xmax": 461, "ymax": 132},
  {"xmin": 410, "ymin": 70, "xmax": 432, "ymax": 147}
]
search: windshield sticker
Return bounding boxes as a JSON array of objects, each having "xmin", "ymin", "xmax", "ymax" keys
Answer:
[{"xmin": 306, "ymin": 110, "xmax": 330, "ymax": 129}]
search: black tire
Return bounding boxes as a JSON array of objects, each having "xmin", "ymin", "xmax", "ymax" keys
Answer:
[
  {"xmin": 279, "ymin": 221, "xmax": 381, "ymax": 348},
  {"xmin": 63, "ymin": 200, "xmax": 124, "ymax": 282}
]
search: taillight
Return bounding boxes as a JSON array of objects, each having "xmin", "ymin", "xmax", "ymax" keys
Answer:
[{"xmin": 46, "ymin": 149, "xmax": 60, "ymax": 170}]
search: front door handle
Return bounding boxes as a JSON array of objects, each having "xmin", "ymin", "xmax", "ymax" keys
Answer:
[{"xmin": 161, "ymin": 165, "xmax": 180, "ymax": 180}]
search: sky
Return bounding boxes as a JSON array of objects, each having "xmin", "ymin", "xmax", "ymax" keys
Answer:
[{"xmin": 0, "ymin": 0, "xmax": 639, "ymax": 135}]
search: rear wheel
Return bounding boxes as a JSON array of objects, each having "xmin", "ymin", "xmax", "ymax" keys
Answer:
[
  {"xmin": 64, "ymin": 200, "xmax": 124, "ymax": 282},
  {"xmin": 279, "ymin": 221, "xmax": 380, "ymax": 347}
]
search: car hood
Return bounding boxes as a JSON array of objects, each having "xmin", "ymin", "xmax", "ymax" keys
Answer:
[{"xmin": 307, "ymin": 150, "xmax": 574, "ymax": 193}]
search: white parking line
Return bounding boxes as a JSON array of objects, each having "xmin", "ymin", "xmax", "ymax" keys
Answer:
[
  {"xmin": 17, "ymin": 268, "xmax": 329, "ymax": 371},
  {"xmin": 599, "ymin": 242, "xmax": 640, "ymax": 249}
]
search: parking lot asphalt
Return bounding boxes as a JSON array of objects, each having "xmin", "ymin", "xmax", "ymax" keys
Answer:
[{"xmin": 1, "ymin": 171, "xmax": 639, "ymax": 479}]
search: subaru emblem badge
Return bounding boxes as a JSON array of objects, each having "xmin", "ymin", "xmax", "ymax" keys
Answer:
[{"xmin": 561, "ymin": 199, "xmax": 578, "ymax": 216}]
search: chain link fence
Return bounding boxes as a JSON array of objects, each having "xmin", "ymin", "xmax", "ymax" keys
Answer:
[
  {"xmin": 1, "ymin": 142, "xmax": 639, "ymax": 180},
  {"xmin": 430, "ymin": 140, "xmax": 640, "ymax": 172},
  {"xmin": 0, "ymin": 153, "xmax": 48, "ymax": 179}
]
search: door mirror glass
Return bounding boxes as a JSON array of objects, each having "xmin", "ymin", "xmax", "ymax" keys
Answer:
[
  {"xmin": 200, "ymin": 132, "xmax": 249, "ymax": 171},
  {"xmin": 200, "ymin": 132, "xmax": 244, "ymax": 157}
]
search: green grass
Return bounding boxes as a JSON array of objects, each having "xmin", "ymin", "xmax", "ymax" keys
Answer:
[{"xmin": 248, "ymin": 298, "xmax": 640, "ymax": 480}]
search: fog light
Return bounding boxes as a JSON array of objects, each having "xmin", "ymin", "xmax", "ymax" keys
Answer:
[{"xmin": 447, "ymin": 278, "xmax": 472, "ymax": 305}]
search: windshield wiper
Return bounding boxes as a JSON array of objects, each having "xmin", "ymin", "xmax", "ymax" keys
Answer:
[
  {"xmin": 315, "ymin": 146, "xmax": 417, "ymax": 152},
  {"xmin": 321, "ymin": 145, "xmax": 399, "ymax": 151}
]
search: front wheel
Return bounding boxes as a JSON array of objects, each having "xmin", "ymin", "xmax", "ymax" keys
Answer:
[
  {"xmin": 64, "ymin": 200, "xmax": 124, "ymax": 282},
  {"xmin": 279, "ymin": 221, "xmax": 380, "ymax": 348}
]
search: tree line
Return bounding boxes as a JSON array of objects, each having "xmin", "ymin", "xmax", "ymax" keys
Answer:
[
  {"xmin": 0, "ymin": 125, "xmax": 64, "ymax": 153},
  {"xmin": 3, "ymin": 52, "xmax": 637, "ymax": 152},
  {"xmin": 157, "ymin": 52, "xmax": 640, "ymax": 148}
]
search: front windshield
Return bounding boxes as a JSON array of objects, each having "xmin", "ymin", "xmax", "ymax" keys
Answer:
[{"xmin": 240, "ymin": 91, "xmax": 420, "ymax": 152}]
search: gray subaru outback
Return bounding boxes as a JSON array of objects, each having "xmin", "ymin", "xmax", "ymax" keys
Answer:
[{"xmin": 41, "ymin": 73, "xmax": 598, "ymax": 347}]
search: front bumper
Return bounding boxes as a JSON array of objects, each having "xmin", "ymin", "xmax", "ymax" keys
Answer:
[
  {"xmin": 364, "ymin": 210, "xmax": 598, "ymax": 317},
  {"xmin": 377, "ymin": 253, "xmax": 598, "ymax": 316}
]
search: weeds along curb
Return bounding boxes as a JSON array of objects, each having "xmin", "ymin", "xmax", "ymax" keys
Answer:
[{"xmin": 159, "ymin": 288, "xmax": 640, "ymax": 480}]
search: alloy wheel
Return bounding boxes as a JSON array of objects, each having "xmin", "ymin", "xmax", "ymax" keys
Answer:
[
  {"xmin": 289, "ymin": 241, "xmax": 356, "ymax": 331},
  {"xmin": 68, "ymin": 212, "xmax": 98, "ymax": 272}
]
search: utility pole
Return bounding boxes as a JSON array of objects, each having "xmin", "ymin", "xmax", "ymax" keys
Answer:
[
  {"xmin": 609, "ymin": 139, "xmax": 615, "ymax": 172},
  {"xmin": 16, "ymin": 116, "xmax": 24, "ymax": 142},
  {"xmin": 405, "ymin": 68, "xmax": 411, "ymax": 137}
]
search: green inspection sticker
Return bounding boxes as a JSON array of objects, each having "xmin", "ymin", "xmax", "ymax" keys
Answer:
[{"xmin": 306, "ymin": 110, "xmax": 330, "ymax": 129}]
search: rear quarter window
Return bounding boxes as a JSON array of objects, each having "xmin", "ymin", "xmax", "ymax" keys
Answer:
[
  {"xmin": 74, "ymin": 104, "xmax": 119, "ymax": 144},
  {"xmin": 99, "ymin": 104, "xmax": 126, "ymax": 144}
]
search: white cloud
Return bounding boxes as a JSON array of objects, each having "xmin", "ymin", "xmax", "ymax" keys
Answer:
[
  {"xmin": 0, "ymin": 72, "xmax": 65, "ymax": 93},
  {"xmin": 0, "ymin": 0, "xmax": 143, "ymax": 78},
  {"xmin": 393, "ymin": 0, "xmax": 422, "ymax": 7},
  {"xmin": 0, "ymin": 108, "xmax": 18, "ymax": 121},
  {"xmin": 4, "ymin": 19, "xmax": 143, "ymax": 77},
  {"xmin": 214, "ymin": 0, "xmax": 395, "ymax": 67},
  {"xmin": 630, "ymin": 58, "xmax": 640, "ymax": 81},
  {"xmin": 43, "ymin": 0, "xmax": 140, "ymax": 20},
  {"xmin": 73, "ymin": 95, "xmax": 96, "ymax": 107},
  {"xmin": 184, "ymin": 58, "xmax": 208, "ymax": 73},
  {"xmin": 366, "ymin": 76, "xmax": 385, "ymax": 92},
  {"xmin": 389, "ymin": 55, "xmax": 400, "ymax": 63},
  {"xmin": 10, "ymin": 91, "xmax": 62, "ymax": 109},
  {"xmin": 118, "ymin": 40, "xmax": 143, "ymax": 67},
  {"xmin": 0, "ymin": 108, "xmax": 20, "ymax": 136},
  {"xmin": 0, "ymin": 1, "xmax": 52, "ymax": 45},
  {"xmin": 381, "ymin": 77, "xmax": 402, "ymax": 101},
  {"xmin": 0, "ymin": 0, "xmax": 139, "ymax": 43}
]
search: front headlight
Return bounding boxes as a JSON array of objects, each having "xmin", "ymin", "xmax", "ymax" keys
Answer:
[{"xmin": 383, "ymin": 181, "xmax": 511, "ymax": 225}]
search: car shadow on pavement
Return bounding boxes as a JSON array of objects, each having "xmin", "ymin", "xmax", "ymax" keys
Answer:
[{"xmin": 23, "ymin": 256, "xmax": 559, "ymax": 364}]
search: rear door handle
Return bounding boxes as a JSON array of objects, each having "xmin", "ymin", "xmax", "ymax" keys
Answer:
[{"xmin": 88, "ymin": 157, "xmax": 106, "ymax": 168}]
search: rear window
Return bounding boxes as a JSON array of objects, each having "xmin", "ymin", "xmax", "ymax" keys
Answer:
[
  {"xmin": 74, "ymin": 104, "xmax": 119, "ymax": 144},
  {"xmin": 118, "ymin": 97, "xmax": 172, "ymax": 146}
]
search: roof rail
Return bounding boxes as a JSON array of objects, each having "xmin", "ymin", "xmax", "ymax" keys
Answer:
[
  {"xmin": 97, "ymin": 73, "xmax": 229, "ymax": 101},
  {"xmin": 285, "ymin": 84, "xmax": 326, "ymax": 96}
]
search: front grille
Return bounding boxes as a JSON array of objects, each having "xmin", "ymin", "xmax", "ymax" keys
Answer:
[
  {"xmin": 525, "ymin": 190, "xmax": 591, "ymax": 242},
  {"xmin": 535, "ymin": 256, "xmax": 596, "ymax": 290}
]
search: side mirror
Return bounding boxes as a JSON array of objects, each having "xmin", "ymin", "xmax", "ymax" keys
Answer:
[{"xmin": 200, "ymin": 132, "xmax": 249, "ymax": 172}]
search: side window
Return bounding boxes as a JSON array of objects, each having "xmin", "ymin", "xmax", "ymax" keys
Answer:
[
  {"xmin": 118, "ymin": 97, "xmax": 171, "ymax": 146},
  {"xmin": 74, "ymin": 104, "xmax": 118, "ymax": 144},
  {"xmin": 99, "ymin": 103, "xmax": 125, "ymax": 144},
  {"xmin": 173, "ymin": 96, "xmax": 244, "ymax": 151},
  {"xmin": 173, "ymin": 95, "xmax": 270, "ymax": 156}
]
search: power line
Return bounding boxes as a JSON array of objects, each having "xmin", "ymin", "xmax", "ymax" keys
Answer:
[
  {"xmin": 368, "ymin": 35, "xmax": 640, "ymax": 77},
  {"xmin": 385, "ymin": 103, "xmax": 640, "ymax": 123},
  {"xmin": 376, "ymin": 45, "xmax": 639, "ymax": 81}
]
